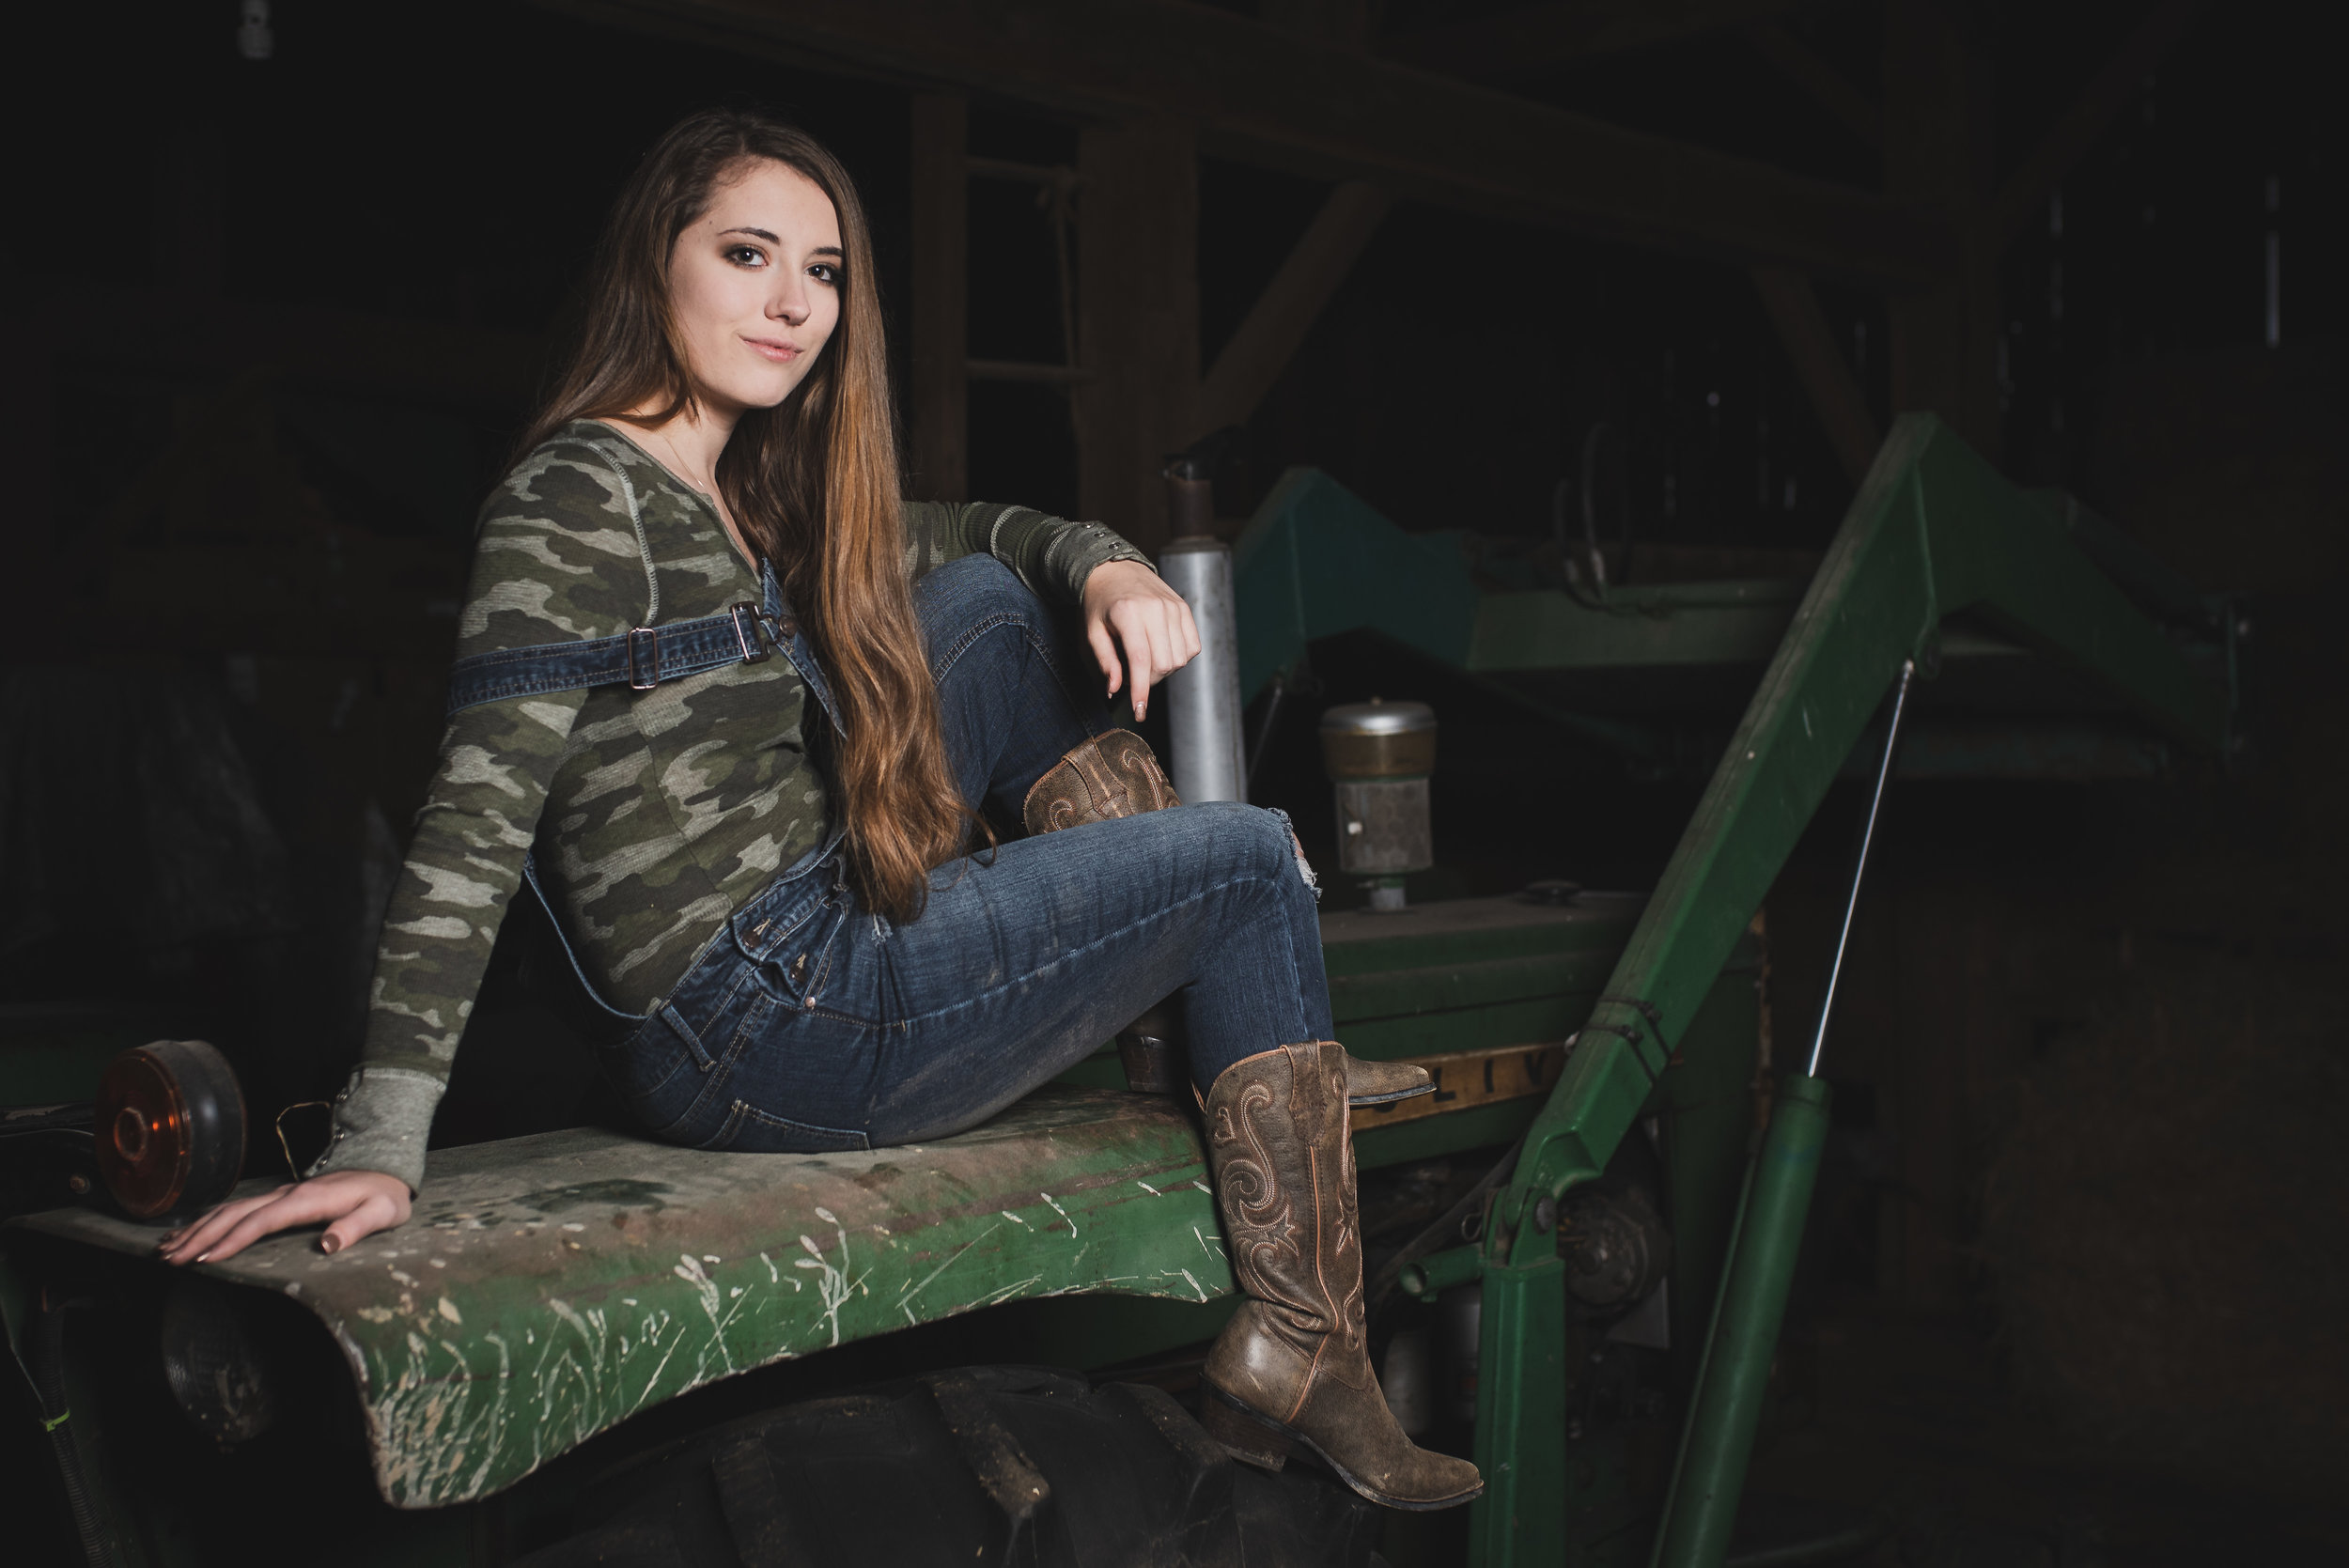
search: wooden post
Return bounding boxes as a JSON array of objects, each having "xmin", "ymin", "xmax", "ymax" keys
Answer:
[
  {"xmin": 1882, "ymin": 0, "xmax": 1997, "ymax": 459},
  {"xmin": 1074, "ymin": 116, "xmax": 1199, "ymax": 558},
  {"xmin": 1980, "ymin": 0, "xmax": 2201, "ymax": 254},
  {"xmin": 1751, "ymin": 267, "xmax": 1880, "ymax": 488},
  {"xmin": 909, "ymin": 94, "xmax": 969, "ymax": 503}
]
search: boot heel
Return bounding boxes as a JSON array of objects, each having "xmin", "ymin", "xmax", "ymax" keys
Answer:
[
  {"xmin": 1200, "ymin": 1389, "xmax": 1293, "ymax": 1472},
  {"xmin": 1117, "ymin": 1030, "xmax": 1183, "ymax": 1094}
]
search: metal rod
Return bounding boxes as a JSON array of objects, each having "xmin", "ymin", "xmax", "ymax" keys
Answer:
[
  {"xmin": 1243, "ymin": 672, "xmax": 1285, "ymax": 794},
  {"xmin": 1803, "ymin": 659, "xmax": 1914, "ymax": 1079}
]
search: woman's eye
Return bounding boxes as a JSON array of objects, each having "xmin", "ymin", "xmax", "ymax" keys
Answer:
[
  {"xmin": 727, "ymin": 246, "xmax": 767, "ymax": 267},
  {"xmin": 809, "ymin": 263, "xmax": 839, "ymax": 286}
]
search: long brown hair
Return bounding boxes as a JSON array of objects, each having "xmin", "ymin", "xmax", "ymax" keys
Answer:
[{"xmin": 520, "ymin": 108, "xmax": 966, "ymax": 922}]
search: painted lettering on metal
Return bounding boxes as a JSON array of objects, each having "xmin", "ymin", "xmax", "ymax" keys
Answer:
[{"xmin": 1349, "ymin": 1043, "xmax": 1568, "ymax": 1133}]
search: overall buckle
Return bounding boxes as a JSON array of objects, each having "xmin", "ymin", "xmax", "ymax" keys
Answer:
[
  {"xmin": 626, "ymin": 627, "xmax": 661, "ymax": 691},
  {"xmin": 728, "ymin": 603, "xmax": 772, "ymax": 663}
]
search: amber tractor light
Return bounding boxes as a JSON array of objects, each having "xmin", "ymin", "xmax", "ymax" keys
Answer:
[{"xmin": 93, "ymin": 1040, "xmax": 246, "ymax": 1220}]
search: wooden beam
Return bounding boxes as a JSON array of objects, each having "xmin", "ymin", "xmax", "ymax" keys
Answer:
[
  {"xmin": 1981, "ymin": 0, "xmax": 2201, "ymax": 255},
  {"xmin": 1744, "ymin": 21, "xmax": 1878, "ymax": 147},
  {"xmin": 1073, "ymin": 118, "xmax": 1199, "ymax": 560},
  {"xmin": 908, "ymin": 93, "xmax": 968, "ymax": 502},
  {"xmin": 1750, "ymin": 267, "xmax": 1878, "ymax": 487},
  {"xmin": 1193, "ymin": 180, "xmax": 1390, "ymax": 441},
  {"xmin": 1385, "ymin": 0, "xmax": 1815, "ymax": 78},
  {"xmin": 532, "ymin": 0, "xmax": 1955, "ymax": 284}
]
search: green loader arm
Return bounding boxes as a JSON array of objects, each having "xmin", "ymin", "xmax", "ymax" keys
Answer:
[{"xmin": 1468, "ymin": 412, "xmax": 2231, "ymax": 1565}]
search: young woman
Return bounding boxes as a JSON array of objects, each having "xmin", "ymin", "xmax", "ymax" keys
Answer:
[{"xmin": 159, "ymin": 109, "xmax": 1479, "ymax": 1511}]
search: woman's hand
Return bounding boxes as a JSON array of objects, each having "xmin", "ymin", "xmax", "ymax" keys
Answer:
[
  {"xmin": 157, "ymin": 1170, "xmax": 412, "ymax": 1265},
  {"xmin": 1081, "ymin": 560, "xmax": 1201, "ymax": 723}
]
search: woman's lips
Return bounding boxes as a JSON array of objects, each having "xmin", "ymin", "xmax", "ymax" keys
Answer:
[{"xmin": 743, "ymin": 336, "xmax": 800, "ymax": 363}]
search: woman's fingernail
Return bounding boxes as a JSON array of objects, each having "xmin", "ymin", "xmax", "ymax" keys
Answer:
[
  {"xmin": 319, "ymin": 1236, "xmax": 340, "ymax": 1255},
  {"xmin": 193, "ymin": 1251, "xmax": 210, "ymax": 1264}
]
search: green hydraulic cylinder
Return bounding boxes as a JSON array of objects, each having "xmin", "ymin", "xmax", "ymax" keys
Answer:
[
  {"xmin": 1468, "ymin": 1256, "xmax": 1569, "ymax": 1566},
  {"xmin": 1649, "ymin": 1074, "xmax": 1833, "ymax": 1568}
]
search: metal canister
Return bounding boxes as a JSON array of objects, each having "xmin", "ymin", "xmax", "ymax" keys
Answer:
[
  {"xmin": 1160, "ymin": 536, "xmax": 1246, "ymax": 803},
  {"xmin": 1320, "ymin": 698, "xmax": 1435, "ymax": 910}
]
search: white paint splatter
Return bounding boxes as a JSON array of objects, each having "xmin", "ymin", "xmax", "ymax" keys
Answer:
[
  {"xmin": 795, "ymin": 1219, "xmax": 860, "ymax": 1348},
  {"xmin": 893, "ymin": 1222, "xmax": 1001, "ymax": 1324}
]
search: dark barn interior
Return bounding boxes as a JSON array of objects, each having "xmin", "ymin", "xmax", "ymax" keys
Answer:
[{"xmin": 3, "ymin": 2, "xmax": 2344, "ymax": 1565}]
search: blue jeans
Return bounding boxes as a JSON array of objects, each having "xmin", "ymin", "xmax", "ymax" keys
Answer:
[{"xmin": 597, "ymin": 554, "xmax": 1331, "ymax": 1153}]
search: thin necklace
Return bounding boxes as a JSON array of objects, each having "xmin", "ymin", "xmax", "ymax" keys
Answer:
[
  {"xmin": 645, "ymin": 427, "xmax": 718, "ymax": 498},
  {"xmin": 645, "ymin": 427, "xmax": 760, "ymax": 568}
]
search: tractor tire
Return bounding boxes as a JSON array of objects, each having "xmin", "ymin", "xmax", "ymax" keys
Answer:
[{"xmin": 515, "ymin": 1364, "xmax": 1388, "ymax": 1568}]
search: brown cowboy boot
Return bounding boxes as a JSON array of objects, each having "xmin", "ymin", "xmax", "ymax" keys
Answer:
[
  {"xmin": 1197, "ymin": 1041, "xmax": 1484, "ymax": 1511},
  {"xmin": 1020, "ymin": 728, "xmax": 1181, "ymax": 834},
  {"xmin": 1023, "ymin": 736, "xmax": 1434, "ymax": 1109},
  {"xmin": 1338, "ymin": 1056, "xmax": 1439, "ymax": 1106}
]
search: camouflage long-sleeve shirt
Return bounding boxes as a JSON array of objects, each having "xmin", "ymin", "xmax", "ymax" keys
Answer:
[{"xmin": 313, "ymin": 420, "xmax": 1150, "ymax": 1190}]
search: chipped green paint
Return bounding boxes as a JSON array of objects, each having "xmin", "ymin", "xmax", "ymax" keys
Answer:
[
  {"xmin": 9, "ymin": 895, "xmax": 1680, "ymax": 1517},
  {"xmin": 13, "ymin": 1087, "xmax": 1229, "ymax": 1509}
]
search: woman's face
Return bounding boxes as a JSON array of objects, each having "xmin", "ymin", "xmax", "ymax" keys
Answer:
[{"xmin": 666, "ymin": 158, "xmax": 844, "ymax": 418}]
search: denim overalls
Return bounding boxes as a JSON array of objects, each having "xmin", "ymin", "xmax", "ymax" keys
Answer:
[{"xmin": 452, "ymin": 554, "xmax": 1328, "ymax": 1153}]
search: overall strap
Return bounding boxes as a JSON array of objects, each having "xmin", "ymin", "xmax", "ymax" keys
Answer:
[
  {"xmin": 444, "ymin": 602, "xmax": 784, "ymax": 715},
  {"xmin": 443, "ymin": 560, "xmax": 844, "ymax": 726},
  {"xmin": 446, "ymin": 436, "xmax": 846, "ymax": 724}
]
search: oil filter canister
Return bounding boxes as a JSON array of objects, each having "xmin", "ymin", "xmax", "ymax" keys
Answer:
[{"xmin": 1319, "ymin": 698, "xmax": 1435, "ymax": 912}]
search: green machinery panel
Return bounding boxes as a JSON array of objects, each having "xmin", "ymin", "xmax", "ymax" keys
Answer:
[{"xmin": 6, "ymin": 892, "xmax": 1760, "ymax": 1515}]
